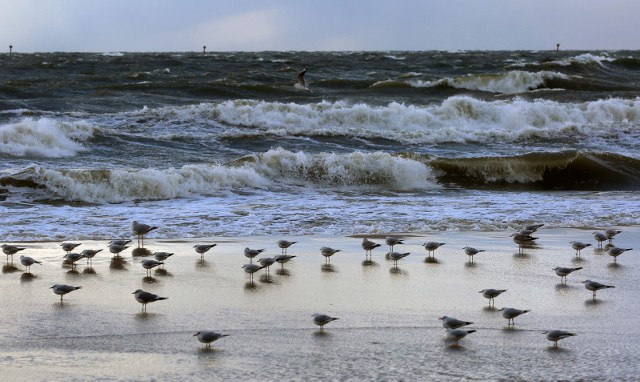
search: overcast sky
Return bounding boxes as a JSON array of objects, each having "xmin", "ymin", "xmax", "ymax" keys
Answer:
[{"xmin": 1, "ymin": 0, "xmax": 638, "ymax": 52}]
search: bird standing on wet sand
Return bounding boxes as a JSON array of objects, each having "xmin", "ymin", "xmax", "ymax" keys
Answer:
[
  {"xmin": 593, "ymin": 232, "xmax": 608, "ymax": 248},
  {"xmin": 605, "ymin": 228, "xmax": 622, "ymax": 243},
  {"xmin": 499, "ymin": 307, "xmax": 530, "ymax": 326},
  {"xmin": 244, "ymin": 247, "xmax": 265, "ymax": 263},
  {"xmin": 194, "ymin": 244, "xmax": 217, "ymax": 260},
  {"xmin": 463, "ymin": 246, "xmax": 484, "ymax": 262},
  {"xmin": 50, "ymin": 284, "xmax": 81, "ymax": 302},
  {"xmin": 320, "ymin": 247, "xmax": 341, "ymax": 264},
  {"xmin": 479, "ymin": 288, "xmax": 507, "ymax": 306},
  {"xmin": 242, "ymin": 263, "xmax": 265, "ymax": 282},
  {"xmin": 60, "ymin": 242, "xmax": 81, "ymax": 254},
  {"xmin": 385, "ymin": 236, "xmax": 404, "ymax": 253},
  {"xmin": 439, "ymin": 316, "xmax": 473, "ymax": 330},
  {"xmin": 362, "ymin": 238, "xmax": 381, "ymax": 259},
  {"xmin": 108, "ymin": 242, "xmax": 129, "ymax": 258},
  {"xmin": 80, "ymin": 249, "xmax": 103, "ymax": 266},
  {"xmin": 543, "ymin": 330, "xmax": 576, "ymax": 347},
  {"xmin": 257, "ymin": 257, "xmax": 276, "ymax": 274},
  {"xmin": 133, "ymin": 289, "xmax": 167, "ymax": 312},
  {"xmin": 194, "ymin": 331, "xmax": 229, "ymax": 348},
  {"xmin": 582, "ymin": 280, "xmax": 615, "ymax": 299},
  {"xmin": 63, "ymin": 252, "xmax": 86, "ymax": 270},
  {"xmin": 570, "ymin": 241, "xmax": 591, "ymax": 257},
  {"xmin": 446, "ymin": 328, "xmax": 476, "ymax": 346},
  {"xmin": 388, "ymin": 251, "xmax": 410, "ymax": 267},
  {"xmin": 511, "ymin": 233, "xmax": 537, "ymax": 254},
  {"xmin": 277, "ymin": 240, "xmax": 296, "ymax": 254},
  {"xmin": 552, "ymin": 266, "xmax": 583, "ymax": 283},
  {"xmin": 423, "ymin": 242, "xmax": 445, "ymax": 259},
  {"xmin": 274, "ymin": 254, "xmax": 296, "ymax": 268},
  {"xmin": 20, "ymin": 255, "xmax": 42, "ymax": 273},
  {"xmin": 312, "ymin": 313, "xmax": 338, "ymax": 331},
  {"xmin": 2, "ymin": 244, "xmax": 26, "ymax": 262},
  {"xmin": 141, "ymin": 259, "xmax": 164, "ymax": 276},
  {"xmin": 132, "ymin": 221, "xmax": 157, "ymax": 247},
  {"xmin": 607, "ymin": 247, "xmax": 632, "ymax": 262}
]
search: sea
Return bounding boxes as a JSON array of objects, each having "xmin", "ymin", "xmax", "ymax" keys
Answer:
[{"xmin": 1, "ymin": 50, "xmax": 640, "ymax": 241}]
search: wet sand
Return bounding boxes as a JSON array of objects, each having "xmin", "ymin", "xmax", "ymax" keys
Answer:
[{"xmin": 1, "ymin": 228, "xmax": 639, "ymax": 381}]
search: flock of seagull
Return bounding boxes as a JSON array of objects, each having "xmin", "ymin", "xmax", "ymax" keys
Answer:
[{"xmin": 1, "ymin": 221, "xmax": 633, "ymax": 348}]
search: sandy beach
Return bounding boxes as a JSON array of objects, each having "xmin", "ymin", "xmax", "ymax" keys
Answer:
[{"xmin": 1, "ymin": 227, "xmax": 639, "ymax": 380}]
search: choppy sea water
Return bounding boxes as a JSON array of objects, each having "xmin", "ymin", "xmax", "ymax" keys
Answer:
[
  {"xmin": 1, "ymin": 50, "xmax": 640, "ymax": 240},
  {"xmin": 0, "ymin": 229, "xmax": 638, "ymax": 381}
]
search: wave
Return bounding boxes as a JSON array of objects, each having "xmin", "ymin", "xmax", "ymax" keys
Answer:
[
  {"xmin": 0, "ymin": 149, "xmax": 438, "ymax": 203},
  {"xmin": 409, "ymin": 70, "xmax": 568, "ymax": 94},
  {"xmin": 0, "ymin": 117, "xmax": 95, "ymax": 158}
]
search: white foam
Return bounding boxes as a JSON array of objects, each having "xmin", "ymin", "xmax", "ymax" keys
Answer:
[
  {"xmin": 412, "ymin": 71, "xmax": 568, "ymax": 94},
  {"xmin": 0, "ymin": 117, "xmax": 94, "ymax": 158}
]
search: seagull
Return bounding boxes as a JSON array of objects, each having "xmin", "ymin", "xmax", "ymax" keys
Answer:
[
  {"xmin": 257, "ymin": 257, "xmax": 276, "ymax": 274},
  {"xmin": 50, "ymin": 284, "xmax": 81, "ymax": 302},
  {"xmin": 194, "ymin": 244, "xmax": 217, "ymax": 260},
  {"xmin": 295, "ymin": 68, "xmax": 311, "ymax": 92},
  {"xmin": 439, "ymin": 316, "xmax": 473, "ymax": 330},
  {"xmin": 60, "ymin": 242, "xmax": 81, "ymax": 254},
  {"xmin": 605, "ymin": 228, "xmax": 622, "ymax": 243},
  {"xmin": 108, "ymin": 243, "xmax": 129, "ymax": 257},
  {"xmin": 20, "ymin": 255, "xmax": 42, "ymax": 273},
  {"xmin": 582, "ymin": 280, "xmax": 615, "ymax": 299},
  {"xmin": 274, "ymin": 254, "xmax": 296, "ymax": 268},
  {"xmin": 63, "ymin": 252, "xmax": 86, "ymax": 270},
  {"xmin": 423, "ymin": 242, "xmax": 445, "ymax": 258},
  {"xmin": 446, "ymin": 328, "xmax": 476, "ymax": 346},
  {"xmin": 132, "ymin": 289, "xmax": 167, "ymax": 312},
  {"xmin": 153, "ymin": 252, "xmax": 174, "ymax": 266},
  {"xmin": 80, "ymin": 249, "xmax": 103, "ymax": 266},
  {"xmin": 109, "ymin": 239, "xmax": 132, "ymax": 247},
  {"xmin": 543, "ymin": 330, "xmax": 576, "ymax": 347},
  {"xmin": 592, "ymin": 232, "xmax": 608, "ymax": 248},
  {"xmin": 312, "ymin": 313, "xmax": 338, "ymax": 330},
  {"xmin": 479, "ymin": 289, "xmax": 507, "ymax": 306},
  {"xmin": 242, "ymin": 263, "xmax": 265, "ymax": 282},
  {"xmin": 244, "ymin": 247, "xmax": 265, "ymax": 263},
  {"xmin": 132, "ymin": 221, "xmax": 157, "ymax": 246},
  {"xmin": 385, "ymin": 236, "xmax": 404, "ymax": 253},
  {"xmin": 499, "ymin": 307, "xmax": 530, "ymax": 326},
  {"xmin": 277, "ymin": 240, "xmax": 296, "ymax": 254},
  {"xmin": 320, "ymin": 247, "xmax": 341, "ymax": 264},
  {"xmin": 463, "ymin": 246, "xmax": 485, "ymax": 262},
  {"xmin": 141, "ymin": 259, "xmax": 164, "ymax": 275},
  {"xmin": 2, "ymin": 244, "xmax": 26, "ymax": 261},
  {"xmin": 607, "ymin": 247, "xmax": 632, "ymax": 262},
  {"xmin": 523, "ymin": 223, "xmax": 544, "ymax": 232},
  {"xmin": 552, "ymin": 266, "xmax": 583, "ymax": 283},
  {"xmin": 362, "ymin": 238, "xmax": 381, "ymax": 259},
  {"xmin": 194, "ymin": 331, "xmax": 229, "ymax": 348},
  {"xmin": 388, "ymin": 251, "xmax": 410, "ymax": 267},
  {"xmin": 570, "ymin": 241, "xmax": 591, "ymax": 257},
  {"xmin": 511, "ymin": 233, "xmax": 537, "ymax": 254}
]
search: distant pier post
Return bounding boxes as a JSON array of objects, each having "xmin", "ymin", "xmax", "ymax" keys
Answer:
[
  {"xmin": 203, "ymin": 45, "xmax": 206, "ymax": 55},
  {"xmin": 556, "ymin": 43, "xmax": 560, "ymax": 52},
  {"xmin": 9, "ymin": 45, "xmax": 12, "ymax": 56}
]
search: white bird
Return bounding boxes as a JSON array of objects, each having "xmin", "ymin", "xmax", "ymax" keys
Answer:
[
  {"xmin": 244, "ymin": 247, "xmax": 265, "ymax": 262},
  {"xmin": 63, "ymin": 252, "xmax": 86, "ymax": 270},
  {"xmin": 295, "ymin": 68, "xmax": 311, "ymax": 92},
  {"xmin": 479, "ymin": 289, "xmax": 507, "ymax": 306},
  {"xmin": 605, "ymin": 228, "xmax": 622, "ymax": 243},
  {"xmin": 277, "ymin": 240, "xmax": 296, "ymax": 254},
  {"xmin": 388, "ymin": 251, "xmax": 410, "ymax": 267},
  {"xmin": 439, "ymin": 316, "xmax": 473, "ymax": 330},
  {"xmin": 463, "ymin": 246, "xmax": 484, "ymax": 262},
  {"xmin": 320, "ymin": 247, "xmax": 341, "ymax": 264},
  {"xmin": 499, "ymin": 307, "xmax": 530, "ymax": 326},
  {"xmin": 132, "ymin": 289, "xmax": 167, "ymax": 312},
  {"xmin": 20, "ymin": 255, "xmax": 42, "ymax": 273},
  {"xmin": 446, "ymin": 328, "xmax": 476, "ymax": 346},
  {"xmin": 242, "ymin": 263, "xmax": 265, "ymax": 282},
  {"xmin": 194, "ymin": 244, "xmax": 217, "ymax": 260},
  {"xmin": 274, "ymin": 254, "xmax": 296, "ymax": 268},
  {"xmin": 592, "ymin": 232, "xmax": 608, "ymax": 248},
  {"xmin": 312, "ymin": 313, "xmax": 339, "ymax": 330},
  {"xmin": 132, "ymin": 221, "xmax": 157, "ymax": 246},
  {"xmin": 385, "ymin": 236, "xmax": 404, "ymax": 253},
  {"xmin": 570, "ymin": 241, "xmax": 591, "ymax": 257},
  {"xmin": 362, "ymin": 238, "xmax": 381, "ymax": 259},
  {"xmin": 552, "ymin": 266, "xmax": 583, "ymax": 283},
  {"xmin": 582, "ymin": 280, "xmax": 615, "ymax": 299},
  {"xmin": 60, "ymin": 242, "xmax": 81, "ymax": 253},
  {"xmin": 80, "ymin": 249, "xmax": 103, "ymax": 266},
  {"xmin": 423, "ymin": 242, "xmax": 445, "ymax": 258},
  {"xmin": 2, "ymin": 244, "xmax": 26, "ymax": 261},
  {"xmin": 141, "ymin": 259, "xmax": 164, "ymax": 275},
  {"xmin": 194, "ymin": 331, "xmax": 229, "ymax": 348},
  {"xmin": 543, "ymin": 330, "xmax": 576, "ymax": 347},
  {"xmin": 607, "ymin": 247, "xmax": 632, "ymax": 262},
  {"xmin": 50, "ymin": 284, "xmax": 81, "ymax": 302}
]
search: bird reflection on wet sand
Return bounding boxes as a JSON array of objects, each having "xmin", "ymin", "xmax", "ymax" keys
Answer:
[
  {"xmin": 321, "ymin": 264, "xmax": 336, "ymax": 273},
  {"xmin": 110, "ymin": 257, "xmax": 128, "ymax": 270}
]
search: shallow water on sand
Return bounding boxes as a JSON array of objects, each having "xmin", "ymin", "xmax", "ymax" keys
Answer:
[{"xmin": 1, "ymin": 228, "xmax": 639, "ymax": 381}]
